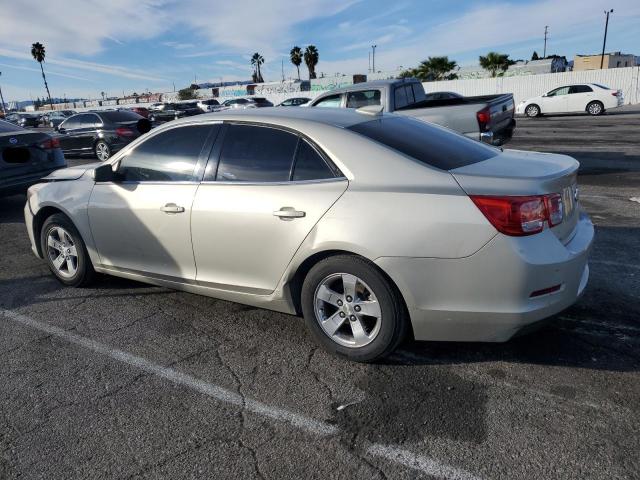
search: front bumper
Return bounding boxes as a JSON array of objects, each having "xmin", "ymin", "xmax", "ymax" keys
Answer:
[{"xmin": 376, "ymin": 211, "xmax": 594, "ymax": 342}]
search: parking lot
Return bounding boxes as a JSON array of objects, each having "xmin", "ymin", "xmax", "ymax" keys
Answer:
[{"xmin": 1, "ymin": 106, "xmax": 639, "ymax": 479}]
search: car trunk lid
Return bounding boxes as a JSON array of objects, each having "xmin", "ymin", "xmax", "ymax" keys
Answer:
[
  {"xmin": 0, "ymin": 131, "xmax": 59, "ymax": 180},
  {"xmin": 450, "ymin": 149, "xmax": 580, "ymax": 244}
]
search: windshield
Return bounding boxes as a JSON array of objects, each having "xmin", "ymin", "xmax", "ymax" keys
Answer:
[{"xmin": 348, "ymin": 116, "xmax": 498, "ymax": 170}]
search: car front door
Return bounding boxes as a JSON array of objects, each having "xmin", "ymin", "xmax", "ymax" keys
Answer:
[
  {"xmin": 541, "ymin": 86, "xmax": 570, "ymax": 113},
  {"xmin": 88, "ymin": 123, "xmax": 219, "ymax": 279},
  {"xmin": 191, "ymin": 123, "xmax": 348, "ymax": 294},
  {"xmin": 567, "ymin": 85, "xmax": 594, "ymax": 112}
]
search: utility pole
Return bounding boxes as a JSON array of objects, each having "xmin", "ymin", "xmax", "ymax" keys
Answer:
[
  {"xmin": 543, "ymin": 26, "xmax": 549, "ymax": 58},
  {"xmin": 368, "ymin": 51, "xmax": 371, "ymax": 72},
  {"xmin": 600, "ymin": 9, "xmax": 614, "ymax": 69},
  {"xmin": 0, "ymin": 72, "xmax": 6, "ymax": 115},
  {"xmin": 371, "ymin": 45, "xmax": 377, "ymax": 72},
  {"xmin": 281, "ymin": 58, "xmax": 285, "ymax": 82}
]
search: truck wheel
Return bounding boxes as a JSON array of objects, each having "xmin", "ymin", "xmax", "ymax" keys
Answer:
[
  {"xmin": 525, "ymin": 104, "xmax": 540, "ymax": 117},
  {"xmin": 587, "ymin": 101, "xmax": 604, "ymax": 116}
]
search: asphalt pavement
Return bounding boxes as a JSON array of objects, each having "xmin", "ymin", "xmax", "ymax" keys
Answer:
[{"xmin": 1, "ymin": 106, "xmax": 639, "ymax": 479}]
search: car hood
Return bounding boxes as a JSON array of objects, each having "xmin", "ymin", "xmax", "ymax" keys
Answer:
[{"xmin": 44, "ymin": 162, "xmax": 102, "ymax": 181}]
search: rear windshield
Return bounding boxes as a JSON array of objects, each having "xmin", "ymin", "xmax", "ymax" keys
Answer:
[
  {"xmin": 347, "ymin": 116, "xmax": 498, "ymax": 170},
  {"xmin": 592, "ymin": 83, "xmax": 611, "ymax": 90},
  {"xmin": 0, "ymin": 120, "xmax": 21, "ymax": 133},
  {"xmin": 100, "ymin": 111, "xmax": 143, "ymax": 122}
]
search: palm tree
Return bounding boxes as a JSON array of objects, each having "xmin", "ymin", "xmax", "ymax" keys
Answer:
[
  {"xmin": 398, "ymin": 56, "xmax": 458, "ymax": 81},
  {"xmin": 31, "ymin": 42, "xmax": 53, "ymax": 110},
  {"xmin": 251, "ymin": 52, "xmax": 264, "ymax": 83},
  {"xmin": 101, "ymin": 91, "xmax": 106, "ymax": 100},
  {"xmin": 290, "ymin": 46, "xmax": 303, "ymax": 80},
  {"xmin": 304, "ymin": 45, "xmax": 319, "ymax": 80},
  {"xmin": 479, "ymin": 52, "xmax": 515, "ymax": 78}
]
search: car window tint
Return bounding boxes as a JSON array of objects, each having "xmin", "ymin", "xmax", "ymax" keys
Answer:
[
  {"xmin": 118, "ymin": 125, "xmax": 216, "ymax": 182},
  {"xmin": 412, "ymin": 84, "xmax": 426, "ymax": 102},
  {"xmin": 569, "ymin": 85, "xmax": 593, "ymax": 94},
  {"xmin": 348, "ymin": 116, "xmax": 498, "ymax": 171},
  {"xmin": 216, "ymin": 124, "xmax": 298, "ymax": 182},
  {"xmin": 548, "ymin": 87, "xmax": 569, "ymax": 96},
  {"xmin": 394, "ymin": 86, "xmax": 409, "ymax": 109},
  {"xmin": 292, "ymin": 140, "xmax": 336, "ymax": 181},
  {"xmin": 314, "ymin": 94, "xmax": 342, "ymax": 108},
  {"xmin": 346, "ymin": 90, "xmax": 381, "ymax": 108},
  {"xmin": 101, "ymin": 111, "xmax": 143, "ymax": 122},
  {"xmin": 61, "ymin": 116, "xmax": 81, "ymax": 129}
]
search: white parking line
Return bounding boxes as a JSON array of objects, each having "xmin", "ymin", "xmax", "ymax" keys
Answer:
[{"xmin": 1, "ymin": 308, "xmax": 484, "ymax": 480}]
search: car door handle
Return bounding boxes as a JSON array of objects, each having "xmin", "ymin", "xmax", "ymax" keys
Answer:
[
  {"xmin": 273, "ymin": 207, "xmax": 306, "ymax": 219},
  {"xmin": 161, "ymin": 203, "xmax": 185, "ymax": 214}
]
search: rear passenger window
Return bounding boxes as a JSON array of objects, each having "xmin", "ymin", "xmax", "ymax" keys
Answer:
[
  {"xmin": 216, "ymin": 124, "xmax": 298, "ymax": 182},
  {"xmin": 569, "ymin": 85, "xmax": 593, "ymax": 94},
  {"xmin": 346, "ymin": 90, "xmax": 381, "ymax": 108},
  {"xmin": 394, "ymin": 87, "xmax": 409, "ymax": 109},
  {"xmin": 292, "ymin": 140, "xmax": 336, "ymax": 181},
  {"xmin": 118, "ymin": 125, "xmax": 215, "ymax": 182}
]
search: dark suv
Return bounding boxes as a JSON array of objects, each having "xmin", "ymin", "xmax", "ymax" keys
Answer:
[{"xmin": 56, "ymin": 110, "xmax": 151, "ymax": 161}]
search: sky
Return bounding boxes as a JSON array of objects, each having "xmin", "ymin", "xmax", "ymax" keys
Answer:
[{"xmin": 1, "ymin": 0, "xmax": 639, "ymax": 102}]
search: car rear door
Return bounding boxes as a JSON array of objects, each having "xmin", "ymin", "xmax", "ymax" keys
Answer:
[
  {"xmin": 88, "ymin": 123, "xmax": 218, "ymax": 279},
  {"xmin": 567, "ymin": 85, "xmax": 594, "ymax": 112},
  {"xmin": 191, "ymin": 123, "xmax": 348, "ymax": 294}
]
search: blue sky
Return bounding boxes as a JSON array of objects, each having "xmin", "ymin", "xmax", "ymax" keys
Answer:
[{"xmin": 1, "ymin": 0, "xmax": 639, "ymax": 101}]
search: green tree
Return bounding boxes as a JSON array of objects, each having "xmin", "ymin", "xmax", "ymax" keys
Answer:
[
  {"xmin": 31, "ymin": 42, "xmax": 54, "ymax": 110},
  {"xmin": 251, "ymin": 52, "xmax": 264, "ymax": 83},
  {"xmin": 479, "ymin": 52, "xmax": 515, "ymax": 77},
  {"xmin": 398, "ymin": 56, "xmax": 458, "ymax": 81},
  {"xmin": 304, "ymin": 45, "xmax": 319, "ymax": 80},
  {"xmin": 177, "ymin": 87, "xmax": 198, "ymax": 100},
  {"xmin": 290, "ymin": 46, "xmax": 303, "ymax": 80},
  {"xmin": 531, "ymin": 51, "xmax": 540, "ymax": 60}
]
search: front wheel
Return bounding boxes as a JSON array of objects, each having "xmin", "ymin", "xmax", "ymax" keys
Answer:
[
  {"xmin": 301, "ymin": 255, "xmax": 408, "ymax": 362},
  {"xmin": 525, "ymin": 104, "xmax": 540, "ymax": 117},
  {"xmin": 587, "ymin": 101, "xmax": 604, "ymax": 116},
  {"xmin": 40, "ymin": 214, "xmax": 95, "ymax": 287},
  {"xmin": 94, "ymin": 140, "xmax": 111, "ymax": 161}
]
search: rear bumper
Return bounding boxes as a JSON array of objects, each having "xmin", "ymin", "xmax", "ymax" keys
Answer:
[
  {"xmin": 479, "ymin": 118, "xmax": 516, "ymax": 146},
  {"xmin": 376, "ymin": 211, "xmax": 594, "ymax": 342}
]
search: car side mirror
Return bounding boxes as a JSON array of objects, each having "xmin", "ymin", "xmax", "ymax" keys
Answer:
[
  {"xmin": 93, "ymin": 163, "xmax": 116, "ymax": 182},
  {"xmin": 57, "ymin": 127, "xmax": 66, "ymax": 133}
]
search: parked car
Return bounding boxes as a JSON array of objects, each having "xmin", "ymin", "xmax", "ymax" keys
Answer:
[
  {"xmin": 0, "ymin": 119, "xmax": 66, "ymax": 196},
  {"xmin": 45, "ymin": 110, "xmax": 75, "ymax": 128},
  {"xmin": 276, "ymin": 97, "xmax": 312, "ymax": 107},
  {"xmin": 220, "ymin": 97, "xmax": 274, "ymax": 110},
  {"xmin": 128, "ymin": 106, "xmax": 150, "ymax": 118},
  {"xmin": 56, "ymin": 110, "xmax": 151, "ymax": 161},
  {"xmin": 24, "ymin": 107, "xmax": 593, "ymax": 362},
  {"xmin": 149, "ymin": 102, "xmax": 202, "ymax": 123},
  {"xmin": 5, "ymin": 113, "xmax": 41, "ymax": 128},
  {"xmin": 197, "ymin": 99, "xmax": 221, "ymax": 112},
  {"xmin": 309, "ymin": 78, "xmax": 516, "ymax": 145},
  {"xmin": 516, "ymin": 83, "xmax": 624, "ymax": 117}
]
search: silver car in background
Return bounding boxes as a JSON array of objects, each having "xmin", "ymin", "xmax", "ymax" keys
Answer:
[{"xmin": 24, "ymin": 108, "xmax": 593, "ymax": 361}]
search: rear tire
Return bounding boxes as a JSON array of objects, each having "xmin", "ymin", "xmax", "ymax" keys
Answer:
[
  {"xmin": 587, "ymin": 101, "xmax": 604, "ymax": 116},
  {"xmin": 525, "ymin": 104, "xmax": 540, "ymax": 117},
  {"xmin": 94, "ymin": 140, "xmax": 111, "ymax": 161},
  {"xmin": 301, "ymin": 255, "xmax": 408, "ymax": 362},
  {"xmin": 40, "ymin": 214, "xmax": 95, "ymax": 287}
]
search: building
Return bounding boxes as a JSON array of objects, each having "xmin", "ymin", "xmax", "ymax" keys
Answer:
[{"xmin": 573, "ymin": 52, "xmax": 636, "ymax": 71}]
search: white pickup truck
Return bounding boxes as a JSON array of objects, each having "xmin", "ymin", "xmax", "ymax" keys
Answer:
[{"xmin": 308, "ymin": 78, "xmax": 516, "ymax": 145}]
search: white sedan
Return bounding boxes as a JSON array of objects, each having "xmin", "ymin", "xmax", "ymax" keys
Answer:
[{"xmin": 516, "ymin": 83, "xmax": 623, "ymax": 117}]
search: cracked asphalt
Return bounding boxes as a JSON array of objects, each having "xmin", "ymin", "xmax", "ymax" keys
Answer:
[{"xmin": 1, "ymin": 106, "xmax": 639, "ymax": 479}]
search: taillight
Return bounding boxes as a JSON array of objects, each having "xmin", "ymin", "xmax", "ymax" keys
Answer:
[
  {"xmin": 476, "ymin": 106, "xmax": 490, "ymax": 132},
  {"xmin": 115, "ymin": 127, "xmax": 134, "ymax": 137},
  {"xmin": 470, "ymin": 194, "xmax": 564, "ymax": 236},
  {"xmin": 39, "ymin": 137, "xmax": 60, "ymax": 149},
  {"xmin": 611, "ymin": 91, "xmax": 619, "ymax": 96}
]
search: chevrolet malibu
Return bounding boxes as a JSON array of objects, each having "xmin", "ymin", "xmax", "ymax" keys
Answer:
[{"xmin": 24, "ymin": 107, "xmax": 593, "ymax": 362}]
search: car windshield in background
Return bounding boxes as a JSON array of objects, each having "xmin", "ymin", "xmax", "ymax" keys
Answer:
[
  {"xmin": 0, "ymin": 120, "xmax": 21, "ymax": 133},
  {"xmin": 252, "ymin": 98, "xmax": 272, "ymax": 105},
  {"xmin": 348, "ymin": 116, "xmax": 498, "ymax": 170},
  {"xmin": 99, "ymin": 111, "xmax": 142, "ymax": 122}
]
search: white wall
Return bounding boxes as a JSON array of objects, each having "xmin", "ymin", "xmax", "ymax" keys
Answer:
[{"xmin": 422, "ymin": 66, "xmax": 640, "ymax": 105}]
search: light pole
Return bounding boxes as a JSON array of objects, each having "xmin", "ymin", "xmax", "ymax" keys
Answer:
[
  {"xmin": 0, "ymin": 71, "xmax": 6, "ymax": 115},
  {"xmin": 543, "ymin": 26, "xmax": 549, "ymax": 58},
  {"xmin": 600, "ymin": 9, "xmax": 614, "ymax": 69},
  {"xmin": 371, "ymin": 45, "xmax": 377, "ymax": 73}
]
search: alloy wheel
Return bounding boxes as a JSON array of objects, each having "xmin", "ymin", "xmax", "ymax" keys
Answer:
[
  {"xmin": 46, "ymin": 226, "xmax": 78, "ymax": 279},
  {"xmin": 96, "ymin": 142, "xmax": 110, "ymax": 161},
  {"xmin": 526, "ymin": 105, "xmax": 539, "ymax": 117},
  {"xmin": 313, "ymin": 273, "xmax": 382, "ymax": 348}
]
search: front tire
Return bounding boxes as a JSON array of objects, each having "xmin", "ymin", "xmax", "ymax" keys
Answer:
[
  {"xmin": 301, "ymin": 255, "xmax": 407, "ymax": 362},
  {"xmin": 587, "ymin": 101, "xmax": 604, "ymax": 116},
  {"xmin": 525, "ymin": 104, "xmax": 540, "ymax": 117},
  {"xmin": 40, "ymin": 214, "xmax": 95, "ymax": 287},
  {"xmin": 94, "ymin": 140, "xmax": 111, "ymax": 161}
]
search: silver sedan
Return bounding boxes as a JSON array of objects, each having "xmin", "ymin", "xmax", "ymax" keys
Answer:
[{"xmin": 24, "ymin": 107, "xmax": 594, "ymax": 362}]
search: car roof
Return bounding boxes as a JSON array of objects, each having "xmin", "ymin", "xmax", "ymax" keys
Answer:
[{"xmin": 170, "ymin": 106, "xmax": 381, "ymax": 129}]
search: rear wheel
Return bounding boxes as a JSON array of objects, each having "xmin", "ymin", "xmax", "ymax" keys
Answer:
[
  {"xmin": 301, "ymin": 255, "xmax": 407, "ymax": 362},
  {"xmin": 95, "ymin": 140, "xmax": 111, "ymax": 161},
  {"xmin": 40, "ymin": 214, "xmax": 94, "ymax": 287},
  {"xmin": 525, "ymin": 104, "xmax": 540, "ymax": 117},
  {"xmin": 587, "ymin": 101, "xmax": 604, "ymax": 116}
]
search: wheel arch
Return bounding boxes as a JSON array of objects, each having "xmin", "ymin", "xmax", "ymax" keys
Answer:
[{"xmin": 33, "ymin": 206, "xmax": 81, "ymax": 258}]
